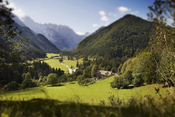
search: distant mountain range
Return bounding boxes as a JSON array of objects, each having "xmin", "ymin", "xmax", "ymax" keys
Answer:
[
  {"xmin": 72, "ymin": 14, "xmax": 155, "ymax": 59},
  {"xmin": 21, "ymin": 16, "xmax": 89, "ymax": 49},
  {"xmin": 12, "ymin": 19, "xmax": 60, "ymax": 60}
]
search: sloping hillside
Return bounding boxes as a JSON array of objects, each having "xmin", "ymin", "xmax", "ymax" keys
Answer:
[
  {"xmin": 21, "ymin": 16, "xmax": 88, "ymax": 49},
  {"xmin": 13, "ymin": 22, "xmax": 60, "ymax": 60},
  {"xmin": 72, "ymin": 14, "xmax": 155, "ymax": 59}
]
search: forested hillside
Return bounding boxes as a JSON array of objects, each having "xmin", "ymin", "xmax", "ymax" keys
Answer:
[
  {"xmin": 73, "ymin": 14, "xmax": 155, "ymax": 59},
  {"xmin": 12, "ymin": 22, "xmax": 61, "ymax": 60}
]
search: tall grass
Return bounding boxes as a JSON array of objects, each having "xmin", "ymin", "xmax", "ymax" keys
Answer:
[{"xmin": 0, "ymin": 89, "xmax": 175, "ymax": 117}]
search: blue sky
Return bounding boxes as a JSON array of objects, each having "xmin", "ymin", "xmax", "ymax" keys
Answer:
[{"xmin": 9, "ymin": 0, "xmax": 155, "ymax": 35}]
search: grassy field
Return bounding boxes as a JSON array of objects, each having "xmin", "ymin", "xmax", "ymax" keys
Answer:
[
  {"xmin": 28, "ymin": 53, "xmax": 85, "ymax": 71},
  {"xmin": 44, "ymin": 59, "xmax": 68, "ymax": 72},
  {"xmin": 0, "ymin": 76, "xmax": 173, "ymax": 105},
  {"xmin": 64, "ymin": 60, "xmax": 77, "ymax": 68},
  {"xmin": 27, "ymin": 53, "xmax": 77, "ymax": 72},
  {"xmin": 45, "ymin": 53, "xmax": 80, "ymax": 69}
]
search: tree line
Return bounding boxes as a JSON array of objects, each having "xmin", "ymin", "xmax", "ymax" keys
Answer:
[{"xmin": 0, "ymin": 61, "xmax": 64, "ymax": 86}]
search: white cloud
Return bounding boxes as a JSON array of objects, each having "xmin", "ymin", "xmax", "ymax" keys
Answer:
[
  {"xmin": 109, "ymin": 13, "xmax": 117, "ymax": 17},
  {"xmin": 92, "ymin": 24, "xmax": 98, "ymax": 27},
  {"xmin": 131, "ymin": 11, "xmax": 139, "ymax": 15},
  {"xmin": 99, "ymin": 10, "xmax": 109, "ymax": 26},
  {"xmin": 99, "ymin": 11, "xmax": 105, "ymax": 16},
  {"xmin": 75, "ymin": 32, "xmax": 85, "ymax": 35},
  {"xmin": 101, "ymin": 16, "xmax": 109, "ymax": 22},
  {"xmin": 118, "ymin": 6, "xmax": 131, "ymax": 13},
  {"xmin": 7, "ymin": 2, "xmax": 25, "ymax": 19}
]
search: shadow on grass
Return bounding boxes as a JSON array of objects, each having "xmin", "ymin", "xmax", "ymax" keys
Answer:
[
  {"xmin": 162, "ymin": 85, "xmax": 175, "ymax": 88},
  {"xmin": 1, "ymin": 94, "xmax": 175, "ymax": 117},
  {"xmin": 0, "ymin": 87, "xmax": 41, "ymax": 95},
  {"xmin": 69, "ymin": 82, "xmax": 75, "ymax": 84},
  {"xmin": 122, "ymin": 86, "xmax": 134, "ymax": 89},
  {"xmin": 47, "ymin": 84, "xmax": 64, "ymax": 87}
]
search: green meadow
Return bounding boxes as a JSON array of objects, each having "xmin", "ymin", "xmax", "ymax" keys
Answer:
[
  {"xmin": 44, "ymin": 59, "xmax": 68, "ymax": 72},
  {"xmin": 27, "ymin": 53, "xmax": 79, "ymax": 72},
  {"xmin": 64, "ymin": 60, "xmax": 77, "ymax": 68},
  {"xmin": 45, "ymin": 53, "xmax": 78, "ymax": 69},
  {"xmin": 0, "ymin": 77, "xmax": 173, "ymax": 105}
]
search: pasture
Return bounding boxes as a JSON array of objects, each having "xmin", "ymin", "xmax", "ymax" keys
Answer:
[
  {"xmin": 44, "ymin": 59, "xmax": 68, "ymax": 72},
  {"xmin": 45, "ymin": 53, "xmax": 78, "ymax": 69},
  {"xmin": 64, "ymin": 60, "xmax": 77, "ymax": 68},
  {"xmin": 0, "ymin": 77, "xmax": 173, "ymax": 105}
]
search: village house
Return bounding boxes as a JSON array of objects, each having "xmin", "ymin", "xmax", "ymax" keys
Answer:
[{"xmin": 93, "ymin": 70, "xmax": 113, "ymax": 78}]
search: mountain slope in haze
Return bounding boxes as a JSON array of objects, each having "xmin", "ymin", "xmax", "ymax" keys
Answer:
[
  {"xmin": 12, "ymin": 21, "xmax": 60, "ymax": 60},
  {"xmin": 13, "ymin": 15, "xmax": 26, "ymax": 27},
  {"xmin": 72, "ymin": 14, "xmax": 155, "ymax": 59},
  {"xmin": 21, "ymin": 16, "xmax": 88, "ymax": 49}
]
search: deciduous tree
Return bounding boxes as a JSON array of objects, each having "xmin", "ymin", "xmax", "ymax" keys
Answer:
[
  {"xmin": 47, "ymin": 73, "xmax": 58, "ymax": 86},
  {"xmin": 148, "ymin": 0, "xmax": 175, "ymax": 86}
]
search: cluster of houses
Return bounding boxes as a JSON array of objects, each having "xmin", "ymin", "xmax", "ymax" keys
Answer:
[
  {"xmin": 93, "ymin": 70, "xmax": 112, "ymax": 77},
  {"xmin": 67, "ymin": 66, "xmax": 118, "ymax": 80}
]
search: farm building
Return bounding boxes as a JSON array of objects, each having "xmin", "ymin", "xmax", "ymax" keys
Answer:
[{"xmin": 93, "ymin": 70, "xmax": 112, "ymax": 78}]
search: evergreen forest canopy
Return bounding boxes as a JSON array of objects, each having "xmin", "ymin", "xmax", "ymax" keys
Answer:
[
  {"xmin": 0, "ymin": 61, "xmax": 64, "ymax": 85},
  {"xmin": 72, "ymin": 14, "xmax": 155, "ymax": 60}
]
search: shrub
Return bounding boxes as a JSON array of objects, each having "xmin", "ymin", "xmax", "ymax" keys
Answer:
[
  {"xmin": 110, "ymin": 76, "xmax": 124, "ymax": 89},
  {"xmin": 133, "ymin": 73, "xmax": 144, "ymax": 87},
  {"xmin": 81, "ymin": 79, "xmax": 91, "ymax": 86},
  {"xmin": 67, "ymin": 78, "xmax": 73, "ymax": 82},
  {"xmin": 22, "ymin": 72, "xmax": 36, "ymax": 89},
  {"xmin": 122, "ymin": 78, "xmax": 130, "ymax": 89},
  {"xmin": 110, "ymin": 75, "xmax": 130, "ymax": 89},
  {"xmin": 76, "ymin": 75, "xmax": 85, "ymax": 85},
  {"xmin": 6, "ymin": 81, "xmax": 19, "ymax": 91},
  {"xmin": 88, "ymin": 80, "xmax": 96, "ymax": 85},
  {"xmin": 124, "ymin": 70, "xmax": 133, "ymax": 84},
  {"xmin": 47, "ymin": 73, "xmax": 58, "ymax": 86},
  {"xmin": 74, "ymin": 70, "xmax": 82, "ymax": 77}
]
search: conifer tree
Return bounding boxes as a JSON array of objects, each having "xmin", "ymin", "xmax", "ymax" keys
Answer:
[{"xmin": 0, "ymin": 1, "xmax": 24, "ymax": 71}]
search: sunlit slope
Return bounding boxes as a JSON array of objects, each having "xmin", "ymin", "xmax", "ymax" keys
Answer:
[
  {"xmin": 1, "ymin": 77, "xmax": 173, "ymax": 105},
  {"xmin": 73, "ymin": 14, "xmax": 155, "ymax": 59}
]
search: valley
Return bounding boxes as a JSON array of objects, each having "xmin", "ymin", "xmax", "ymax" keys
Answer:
[
  {"xmin": 1, "ymin": 0, "xmax": 175, "ymax": 116},
  {"xmin": 33, "ymin": 53, "xmax": 81, "ymax": 73}
]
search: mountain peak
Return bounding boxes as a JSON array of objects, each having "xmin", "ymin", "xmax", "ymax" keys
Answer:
[
  {"xmin": 73, "ymin": 14, "xmax": 154, "ymax": 59},
  {"xmin": 21, "ymin": 16, "xmax": 87, "ymax": 49},
  {"xmin": 21, "ymin": 16, "xmax": 34, "ymax": 23}
]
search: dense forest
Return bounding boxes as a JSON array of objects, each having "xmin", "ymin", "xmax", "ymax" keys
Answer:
[
  {"xmin": 73, "ymin": 14, "xmax": 155, "ymax": 60},
  {"xmin": 0, "ymin": 61, "xmax": 64, "ymax": 85}
]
